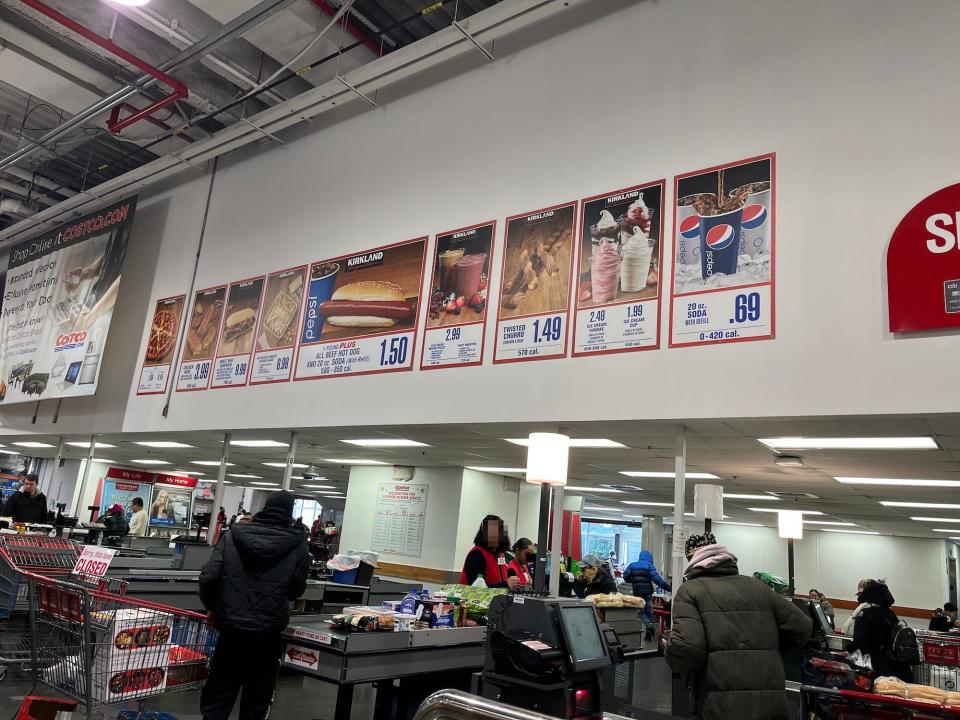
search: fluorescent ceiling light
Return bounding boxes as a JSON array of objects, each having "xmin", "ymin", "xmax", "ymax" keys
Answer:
[
  {"xmin": 804, "ymin": 520, "xmax": 857, "ymax": 526},
  {"xmin": 821, "ymin": 529, "xmax": 881, "ymax": 535},
  {"xmin": 716, "ymin": 521, "xmax": 764, "ymax": 527},
  {"xmin": 749, "ymin": 507, "xmax": 823, "ymax": 515},
  {"xmin": 620, "ymin": 471, "xmax": 719, "ymax": 480},
  {"xmin": 107, "ymin": 0, "xmax": 152, "ymax": 8},
  {"xmin": 263, "ymin": 462, "xmax": 308, "ymax": 468},
  {"xmin": 132, "ymin": 459, "xmax": 170, "ymax": 465},
  {"xmin": 341, "ymin": 439, "xmax": 428, "ymax": 447},
  {"xmin": 724, "ymin": 494, "xmax": 779, "ymax": 500},
  {"xmin": 951, "ymin": 538, "xmax": 960, "ymax": 541},
  {"xmin": 301, "ymin": 484, "xmax": 336, "ymax": 490},
  {"xmin": 506, "ymin": 438, "xmax": 626, "ymax": 448},
  {"xmin": 759, "ymin": 437, "xmax": 937, "ymax": 450},
  {"xmin": 134, "ymin": 441, "xmax": 194, "ymax": 448},
  {"xmin": 0, "ymin": 450, "xmax": 20, "ymax": 455},
  {"xmin": 324, "ymin": 458, "xmax": 387, "ymax": 465},
  {"xmin": 314, "ymin": 491, "xmax": 342, "ymax": 495},
  {"xmin": 192, "ymin": 461, "xmax": 235, "ymax": 467},
  {"xmin": 229, "ymin": 474, "xmax": 263, "ymax": 479},
  {"xmin": 67, "ymin": 441, "xmax": 115, "ymax": 449},
  {"xmin": 621, "ymin": 501, "xmax": 674, "ymax": 507},
  {"xmin": 881, "ymin": 501, "xmax": 960, "ymax": 509},
  {"xmin": 583, "ymin": 506, "xmax": 618, "ymax": 512},
  {"xmin": 250, "ymin": 481, "xmax": 280, "ymax": 486},
  {"xmin": 837, "ymin": 477, "xmax": 960, "ymax": 488},
  {"xmin": 230, "ymin": 440, "xmax": 288, "ymax": 448},
  {"xmin": 911, "ymin": 517, "xmax": 960, "ymax": 523},
  {"xmin": 14, "ymin": 442, "xmax": 54, "ymax": 448},
  {"xmin": 91, "ymin": 458, "xmax": 115, "ymax": 464},
  {"xmin": 932, "ymin": 529, "xmax": 960, "ymax": 533},
  {"xmin": 173, "ymin": 470, "xmax": 205, "ymax": 476},
  {"xmin": 465, "ymin": 466, "xmax": 525, "ymax": 474},
  {"xmin": 565, "ymin": 486, "xmax": 624, "ymax": 493}
]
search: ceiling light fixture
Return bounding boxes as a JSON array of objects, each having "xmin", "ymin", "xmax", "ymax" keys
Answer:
[
  {"xmin": 323, "ymin": 458, "xmax": 387, "ymax": 465},
  {"xmin": 716, "ymin": 521, "xmax": 765, "ymax": 527},
  {"xmin": 583, "ymin": 506, "xmax": 618, "ymax": 512},
  {"xmin": 760, "ymin": 437, "xmax": 937, "ymax": 450},
  {"xmin": 106, "ymin": 0, "xmax": 152, "ymax": 8},
  {"xmin": 91, "ymin": 458, "xmax": 115, "ymax": 464},
  {"xmin": 173, "ymin": 470, "xmax": 205, "ymax": 476},
  {"xmin": 723, "ymin": 494, "xmax": 779, "ymax": 501},
  {"xmin": 0, "ymin": 450, "xmax": 20, "ymax": 455},
  {"xmin": 67, "ymin": 441, "xmax": 116, "ymax": 449},
  {"xmin": 228, "ymin": 474, "xmax": 263, "ymax": 479},
  {"xmin": 932, "ymin": 529, "xmax": 960, "ymax": 534},
  {"xmin": 621, "ymin": 501, "xmax": 675, "ymax": 507},
  {"xmin": 838, "ymin": 477, "xmax": 960, "ymax": 488},
  {"xmin": 132, "ymin": 459, "xmax": 171, "ymax": 465},
  {"xmin": 804, "ymin": 520, "xmax": 858, "ymax": 526},
  {"xmin": 507, "ymin": 438, "xmax": 626, "ymax": 448},
  {"xmin": 749, "ymin": 507, "xmax": 823, "ymax": 515},
  {"xmin": 134, "ymin": 441, "xmax": 194, "ymax": 448},
  {"xmin": 881, "ymin": 501, "xmax": 960, "ymax": 509},
  {"xmin": 13, "ymin": 442, "xmax": 54, "ymax": 448},
  {"xmin": 230, "ymin": 440, "xmax": 288, "ymax": 448},
  {"xmin": 301, "ymin": 484, "xmax": 336, "ymax": 490},
  {"xmin": 192, "ymin": 461, "xmax": 235, "ymax": 467},
  {"xmin": 341, "ymin": 439, "xmax": 428, "ymax": 447},
  {"xmin": 911, "ymin": 517, "xmax": 960, "ymax": 523},
  {"xmin": 263, "ymin": 462, "xmax": 308, "ymax": 469},
  {"xmin": 565, "ymin": 486, "xmax": 624, "ymax": 493},
  {"xmin": 465, "ymin": 466, "xmax": 525, "ymax": 474},
  {"xmin": 620, "ymin": 471, "xmax": 719, "ymax": 480},
  {"xmin": 250, "ymin": 481, "xmax": 280, "ymax": 486},
  {"xmin": 821, "ymin": 529, "xmax": 881, "ymax": 536}
]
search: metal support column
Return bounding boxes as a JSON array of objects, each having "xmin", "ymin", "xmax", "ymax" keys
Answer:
[
  {"xmin": 209, "ymin": 433, "xmax": 231, "ymax": 546},
  {"xmin": 788, "ymin": 538, "xmax": 796, "ymax": 595},
  {"xmin": 670, "ymin": 425, "xmax": 688, "ymax": 589},
  {"xmin": 47, "ymin": 436, "xmax": 64, "ymax": 495},
  {"xmin": 282, "ymin": 431, "xmax": 298, "ymax": 491},
  {"xmin": 73, "ymin": 435, "xmax": 96, "ymax": 518},
  {"xmin": 549, "ymin": 485, "xmax": 564, "ymax": 597},
  {"xmin": 534, "ymin": 484, "xmax": 550, "ymax": 592}
]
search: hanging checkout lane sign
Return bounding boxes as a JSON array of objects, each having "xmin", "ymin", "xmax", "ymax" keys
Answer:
[
  {"xmin": 294, "ymin": 237, "xmax": 427, "ymax": 380},
  {"xmin": 668, "ymin": 153, "xmax": 776, "ymax": 348},
  {"xmin": 573, "ymin": 181, "xmax": 665, "ymax": 357},
  {"xmin": 887, "ymin": 183, "xmax": 960, "ymax": 333},
  {"xmin": 0, "ymin": 197, "xmax": 137, "ymax": 405},
  {"xmin": 493, "ymin": 202, "xmax": 578, "ymax": 363}
]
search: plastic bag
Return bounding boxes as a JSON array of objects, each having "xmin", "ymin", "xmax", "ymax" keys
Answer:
[
  {"xmin": 327, "ymin": 553, "xmax": 361, "ymax": 572},
  {"xmin": 343, "ymin": 549, "xmax": 379, "ymax": 566},
  {"xmin": 848, "ymin": 650, "xmax": 872, "ymax": 670},
  {"xmin": 471, "ymin": 576, "xmax": 487, "ymax": 589}
]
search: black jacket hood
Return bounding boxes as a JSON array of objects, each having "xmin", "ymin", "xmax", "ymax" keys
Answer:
[
  {"xmin": 230, "ymin": 521, "xmax": 305, "ymax": 562},
  {"xmin": 859, "ymin": 582, "xmax": 895, "ymax": 607}
]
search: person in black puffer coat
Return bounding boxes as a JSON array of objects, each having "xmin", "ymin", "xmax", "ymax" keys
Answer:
[
  {"xmin": 199, "ymin": 491, "xmax": 310, "ymax": 720},
  {"xmin": 847, "ymin": 580, "xmax": 914, "ymax": 682}
]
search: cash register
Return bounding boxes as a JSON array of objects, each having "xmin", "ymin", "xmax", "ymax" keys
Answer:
[{"xmin": 482, "ymin": 594, "xmax": 622, "ymax": 719}]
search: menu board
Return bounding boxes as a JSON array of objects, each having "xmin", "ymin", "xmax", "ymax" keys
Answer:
[
  {"xmin": 250, "ymin": 265, "xmax": 307, "ymax": 384},
  {"xmin": 493, "ymin": 202, "xmax": 577, "ymax": 363},
  {"xmin": 294, "ymin": 238, "xmax": 427, "ymax": 380},
  {"xmin": 211, "ymin": 276, "xmax": 265, "ymax": 389},
  {"xmin": 148, "ymin": 474, "xmax": 196, "ymax": 529},
  {"xmin": 371, "ymin": 482, "xmax": 428, "ymax": 557},
  {"xmin": 669, "ymin": 154, "xmax": 775, "ymax": 347},
  {"xmin": 573, "ymin": 182, "xmax": 664, "ymax": 356},
  {"xmin": 136, "ymin": 295, "xmax": 185, "ymax": 395},
  {"xmin": 175, "ymin": 285, "xmax": 226, "ymax": 391},
  {"xmin": 420, "ymin": 221, "xmax": 495, "ymax": 369}
]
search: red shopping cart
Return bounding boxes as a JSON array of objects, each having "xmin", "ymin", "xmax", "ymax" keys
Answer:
[
  {"xmin": 800, "ymin": 685, "xmax": 960, "ymax": 719},
  {"xmin": 917, "ymin": 631, "xmax": 960, "ymax": 692}
]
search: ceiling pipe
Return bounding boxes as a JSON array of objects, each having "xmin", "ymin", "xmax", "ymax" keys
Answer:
[{"xmin": 309, "ymin": 0, "xmax": 386, "ymax": 58}]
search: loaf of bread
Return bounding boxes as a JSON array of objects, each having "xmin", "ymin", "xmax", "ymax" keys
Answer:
[
  {"xmin": 620, "ymin": 595, "xmax": 646, "ymax": 609},
  {"xmin": 873, "ymin": 677, "xmax": 908, "ymax": 698},
  {"xmin": 906, "ymin": 684, "xmax": 947, "ymax": 704},
  {"xmin": 589, "ymin": 594, "xmax": 624, "ymax": 608}
]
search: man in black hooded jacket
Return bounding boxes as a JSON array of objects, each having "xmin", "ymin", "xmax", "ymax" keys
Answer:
[{"xmin": 199, "ymin": 491, "xmax": 311, "ymax": 719}]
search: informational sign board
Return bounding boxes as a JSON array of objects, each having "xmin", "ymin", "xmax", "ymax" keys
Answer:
[
  {"xmin": 0, "ymin": 197, "xmax": 137, "ymax": 405},
  {"xmin": 176, "ymin": 285, "xmax": 227, "ymax": 391},
  {"xmin": 136, "ymin": 295, "xmax": 186, "ymax": 395},
  {"xmin": 573, "ymin": 182, "xmax": 664, "ymax": 357},
  {"xmin": 148, "ymin": 474, "xmax": 197, "ymax": 529},
  {"xmin": 887, "ymin": 182, "xmax": 960, "ymax": 333},
  {"xmin": 294, "ymin": 238, "xmax": 427, "ymax": 380},
  {"xmin": 251, "ymin": 265, "xmax": 307, "ymax": 384},
  {"xmin": 211, "ymin": 276, "xmax": 265, "ymax": 389},
  {"xmin": 669, "ymin": 154, "xmax": 775, "ymax": 347},
  {"xmin": 494, "ymin": 202, "xmax": 577, "ymax": 363},
  {"xmin": 285, "ymin": 644, "xmax": 321, "ymax": 670},
  {"xmin": 101, "ymin": 477, "xmax": 151, "ymax": 521},
  {"xmin": 421, "ymin": 221, "xmax": 495, "ymax": 369},
  {"xmin": 74, "ymin": 546, "xmax": 116, "ymax": 577},
  {"xmin": 370, "ymin": 482, "xmax": 428, "ymax": 557}
]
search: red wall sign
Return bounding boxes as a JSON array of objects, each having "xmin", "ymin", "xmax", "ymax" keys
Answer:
[
  {"xmin": 106, "ymin": 467, "xmax": 154, "ymax": 483},
  {"xmin": 154, "ymin": 473, "xmax": 198, "ymax": 489},
  {"xmin": 887, "ymin": 183, "xmax": 960, "ymax": 332}
]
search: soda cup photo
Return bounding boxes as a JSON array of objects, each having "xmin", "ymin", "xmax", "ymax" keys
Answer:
[
  {"xmin": 675, "ymin": 194, "xmax": 711, "ymax": 267},
  {"xmin": 699, "ymin": 207, "xmax": 744, "ymax": 280},
  {"xmin": 729, "ymin": 182, "xmax": 771, "ymax": 258}
]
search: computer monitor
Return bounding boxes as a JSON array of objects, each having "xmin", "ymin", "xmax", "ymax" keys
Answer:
[
  {"xmin": 558, "ymin": 604, "xmax": 609, "ymax": 672},
  {"xmin": 810, "ymin": 600, "xmax": 835, "ymax": 635}
]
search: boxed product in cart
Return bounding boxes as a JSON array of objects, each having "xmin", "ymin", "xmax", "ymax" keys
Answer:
[{"xmin": 89, "ymin": 608, "xmax": 173, "ymax": 701}]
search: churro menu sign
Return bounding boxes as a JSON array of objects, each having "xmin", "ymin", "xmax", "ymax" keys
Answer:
[
  {"xmin": 669, "ymin": 154, "xmax": 775, "ymax": 347},
  {"xmin": 420, "ymin": 221, "xmax": 495, "ymax": 369},
  {"xmin": 136, "ymin": 294, "xmax": 185, "ymax": 395},
  {"xmin": 0, "ymin": 197, "xmax": 137, "ymax": 405},
  {"xmin": 294, "ymin": 238, "xmax": 427, "ymax": 380},
  {"xmin": 573, "ymin": 182, "xmax": 664, "ymax": 356},
  {"xmin": 493, "ymin": 202, "xmax": 577, "ymax": 363},
  {"xmin": 175, "ymin": 285, "xmax": 226, "ymax": 392},
  {"xmin": 371, "ymin": 482, "xmax": 428, "ymax": 557}
]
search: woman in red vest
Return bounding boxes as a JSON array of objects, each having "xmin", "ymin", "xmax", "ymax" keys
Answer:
[
  {"xmin": 459, "ymin": 515, "xmax": 520, "ymax": 590},
  {"xmin": 506, "ymin": 538, "xmax": 535, "ymax": 586}
]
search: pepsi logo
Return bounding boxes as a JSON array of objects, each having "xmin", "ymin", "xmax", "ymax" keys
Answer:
[
  {"xmin": 679, "ymin": 215, "xmax": 700, "ymax": 239},
  {"xmin": 741, "ymin": 203, "xmax": 767, "ymax": 230},
  {"xmin": 705, "ymin": 224, "xmax": 736, "ymax": 250}
]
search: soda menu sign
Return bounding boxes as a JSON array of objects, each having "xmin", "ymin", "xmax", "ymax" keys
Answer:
[
  {"xmin": 0, "ymin": 198, "xmax": 137, "ymax": 405},
  {"xmin": 887, "ymin": 183, "xmax": 960, "ymax": 333}
]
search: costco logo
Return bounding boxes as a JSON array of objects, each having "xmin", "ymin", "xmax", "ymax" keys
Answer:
[{"xmin": 54, "ymin": 330, "xmax": 88, "ymax": 352}]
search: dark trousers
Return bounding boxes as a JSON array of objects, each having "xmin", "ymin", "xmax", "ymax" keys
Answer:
[
  {"xmin": 639, "ymin": 594, "xmax": 654, "ymax": 632},
  {"xmin": 201, "ymin": 630, "xmax": 283, "ymax": 720}
]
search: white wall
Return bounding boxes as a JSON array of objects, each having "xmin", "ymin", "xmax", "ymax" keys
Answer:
[{"xmin": 455, "ymin": 470, "xmax": 522, "ymax": 564}]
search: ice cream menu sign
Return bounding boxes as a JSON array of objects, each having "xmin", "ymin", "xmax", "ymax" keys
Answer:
[
  {"xmin": 494, "ymin": 202, "xmax": 577, "ymax": 363},
  {"xmin": 421, "ymin": 221, "xmax": 495, "ymax": 369},
  {"xmin": 0, "ymin": 197, "xmax": 136, "ymax": 405},
  {"xmin": 573, "ymin": 182, "xmax": 664, "ymax": 356},
  {"xmin": 294, "ymin": 238, "xmax": 427, "ymax": 380},
  {"xmin": 371, "ymin": 482, "xmax": 428, "ymax": 557},
  {"xmin": 669, "ymin": 154, "xmax": 775, "ymax": 347}
]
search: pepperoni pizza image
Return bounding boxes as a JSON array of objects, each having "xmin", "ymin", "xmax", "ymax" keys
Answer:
[{"xmin": 144, "ymin": 297, "xmax": 185, "ymax": 365}]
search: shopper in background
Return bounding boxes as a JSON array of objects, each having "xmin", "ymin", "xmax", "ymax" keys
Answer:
[
  {"xmin": 809, "ymin": 588, "xmax": 836, "ymax": 628},
  {"xmin": 199, "ymin": 490, "xmax": 311, "ymax": 720},
  {"xmin": 129, "ymin": 497, "xmax": 148, "ymax": 537},
  {"xmin": 506, "ymin": 538, "xmax": 535, "ymax": 585},
  {"xmin": 929, "ymin": 602, "xmax": 959, "ymax": 632},
  {"xmin": 101, "ymin": 504, "xmax": 129, "ymax": 541},
  {"xmin": 665, "ymin": 533, "xmax": 812, "ymax": 720},
  {"xmin": 311, "ymin": 517, "xmax": 322, "ymax": 539},
  {"xmin": 624, "ymin": 550, "xmax": 672, "ymax": 640},
  {"xmin": 459, "ymin": 515, "xmax": 521, "ymax": 589},
  {"xmin": 846, "ymin": 579, "xmax": 914, "ymax": 682},
  {"xmin": 841, "ymin": 579, "xmax": 873, "ymax": 635},
  {"xmin": 572, "ymin": 554, "xmax": 618, "ymax": 598},
  {"xmin": 1, "ymin": 473, "xmax": 48, "ymax": 523}
]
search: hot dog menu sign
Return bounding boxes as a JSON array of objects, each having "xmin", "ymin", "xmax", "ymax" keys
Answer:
[{"xmin": 293, "ymin": 238, "xmax": 427, "ymax": 380}]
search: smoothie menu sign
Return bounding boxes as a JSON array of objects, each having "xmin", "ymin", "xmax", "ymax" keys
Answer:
[
  {"xmin": 0, "ymin": 197, "xmax": 137, "ymax": 405},
  {"xmin": 669, "ymin": 154, "xmax": 775, "ymax": 347}
]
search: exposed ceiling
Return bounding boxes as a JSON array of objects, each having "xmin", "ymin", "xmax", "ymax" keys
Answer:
[
  {"xmin": 4, "ymin": 414, "xmax": 960, "ymax": 537},
  {"xmin": 0, "ymin": 0, "xmax": 498, "ymax": 229}
]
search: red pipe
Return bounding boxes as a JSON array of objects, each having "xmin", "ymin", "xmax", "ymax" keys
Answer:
[
  {"xmin": 309, "ymin": 0, "xmax": 386, "ymax": 58},
  {"xmin": 18, "ymin": 0, "xmax": 188, "ymax": 134}
]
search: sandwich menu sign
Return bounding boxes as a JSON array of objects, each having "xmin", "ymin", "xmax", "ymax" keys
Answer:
[{"xmin": 0, "ymin": 197, "xmax": 137, "ymax": 405}]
